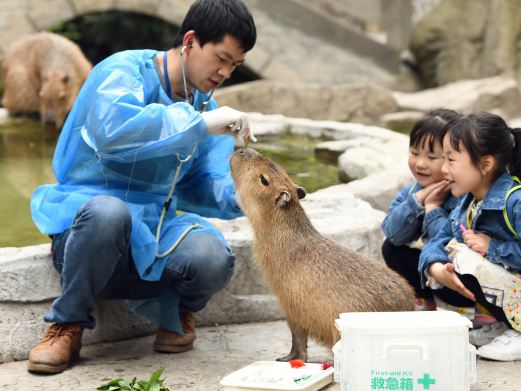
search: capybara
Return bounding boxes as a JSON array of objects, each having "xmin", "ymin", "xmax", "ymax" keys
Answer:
[
  {"xmin": 1, "ymin": 31, "xmax": 92, "ymax": 128},
  {"xmin": 230, "ymin": 148, "xmax": 415, "ymax": 361}
]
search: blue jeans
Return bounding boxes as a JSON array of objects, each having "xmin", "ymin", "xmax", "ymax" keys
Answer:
[{"xmin": 45, "ymin": 195, "xmax": 235, "ymax": 330}]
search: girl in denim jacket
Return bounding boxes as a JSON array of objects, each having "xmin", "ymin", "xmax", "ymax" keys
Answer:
[
  {"xmin": 382, "ymin": 109, "xmax": 461, "ymax": 311},
  {"xmin": 419, "ymin": 112, "xmax": 521, "ymax": 361}
]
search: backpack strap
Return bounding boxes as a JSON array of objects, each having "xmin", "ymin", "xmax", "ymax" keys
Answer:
[{"xmin": 503, "ymin": 176, "xmax": 521, "ymax": 240}]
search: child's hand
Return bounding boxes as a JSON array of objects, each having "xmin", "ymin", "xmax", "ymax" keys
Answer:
[
  {"xmin": 428, "ymin": 262, "xmax": 476, "ymax": 301},
  {"xmin": 424, "ymin": 180, "xmax": 451, "ymax": 212},
  {"xmin": 415, "ymin": 181, "xmax": 446, "ymax": 206},
  {"xmin": 462, "ymin": 229, "xmax": 491, "ymax": 255}
]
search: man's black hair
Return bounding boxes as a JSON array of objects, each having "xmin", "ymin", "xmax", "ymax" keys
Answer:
[{"xmin": 172, "ymin": 0, "xmax": 256, "ymax": 52}]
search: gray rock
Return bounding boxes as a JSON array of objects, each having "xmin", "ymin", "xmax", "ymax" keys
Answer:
[
  {"xmin": 411, "ymin": 0, "xmax": 521, "ymax": 87},
  {"xmin": 0, "ymin": 244, "xmax": 59, "ymax": 301},
  {"xmin": 380, "ymin": 110, "xmax": 424, "ymax": 133},
  {"xmin": 0, "ymin": 108, "xmax": 8, "ymax": 123},
  {"xmin": 392, "ymin": 77, "xmax": 521, "ymax": 118},
  {"xmin": 315, "ymin": 138, "xmax": 374, "ymax": 164},
  {"xmin": 303, "ymin": 190, "xmax": 386, "ymax": 260},
  {"xmin": 327, "ymin": 171, "xmax": 413, "ymax": 213},
  {"xmin": 248, "ymin": 113, "xmax": 405, "ymax": 142},
  {"xmin": 509, "ymin": 117, "xmax": 521, "ymax": 129},
  {"xmin": 215, "ymin": 81, "xmax": 398, "ymax": 124},
  {"xmin": 338, "ymin": 140, "xmax": 409, "ymax": 182}
]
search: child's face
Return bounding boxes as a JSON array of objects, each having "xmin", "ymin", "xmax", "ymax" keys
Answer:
[
  {"xmin": 441, "ymin": 134, "xmax": 481, "ymax": 197},
  {"xmin": 408, "ymin": 138, "xmax": 445, "ymax": 187}
]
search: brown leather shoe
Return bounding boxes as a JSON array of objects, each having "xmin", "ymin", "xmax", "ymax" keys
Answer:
[
  {"xmin": 154, "ymin": 311, "xmax": 196, "ymax": 353},
  {"xmin": 27, "ymin": 324, "xmax": 83, "ymax": 374}
]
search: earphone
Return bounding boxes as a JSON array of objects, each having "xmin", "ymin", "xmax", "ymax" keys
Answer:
[{"xmin": 181, "ymin": 43, "xmax": 193, "ymax": 55}]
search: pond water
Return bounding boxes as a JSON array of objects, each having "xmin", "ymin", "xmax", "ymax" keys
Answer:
[
  {"xmin": 254, "ymin": 131, "xmax": 340, "ymax": 193},
  {"xmin": 0, "ymin": 120, "xmax": 57, "ymax": 247},
  {"xmin": 0, "ymin": 121, "xmax": 339, "ymax": 248}
]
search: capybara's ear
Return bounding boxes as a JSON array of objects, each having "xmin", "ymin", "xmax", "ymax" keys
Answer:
[
  {"xmin": 276, "ymin": 191, "xmax": 291, "ymax": 208},
  {"xmin": 296, "ymin": 186, "xmax": 306, "ymax": 199}
]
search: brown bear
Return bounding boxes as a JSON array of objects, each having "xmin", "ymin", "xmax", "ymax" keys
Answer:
[{"xmin": 1, "ymin": 31, "xmax": 92, "ymax": 129}]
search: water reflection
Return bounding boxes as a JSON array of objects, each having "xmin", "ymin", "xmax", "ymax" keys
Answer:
[{"xmin": 0, "ymin": 119, "xmax": 57, "ymax": 247}]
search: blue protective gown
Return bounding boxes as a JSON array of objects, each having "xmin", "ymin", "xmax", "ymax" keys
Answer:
[{"xmin": 31, "ymin": 50, "xmax": 242, "ymax": 330}]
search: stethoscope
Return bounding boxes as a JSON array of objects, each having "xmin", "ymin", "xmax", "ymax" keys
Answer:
[{"xmin": 155, "ymin": 45, "xmax": 215, "ymax": 258}]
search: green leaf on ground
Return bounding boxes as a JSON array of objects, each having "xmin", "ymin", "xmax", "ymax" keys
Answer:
[{"xmin": 97, "ymin": 368, "xmax": 169, "ymax": 391}]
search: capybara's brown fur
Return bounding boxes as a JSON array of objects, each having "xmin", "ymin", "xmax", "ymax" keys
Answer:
[
  {"xmin": 1, "ymin": 32, "xmax": 92, "ymax": 128},
  {"xmin": 230, "ymin": 148, "xmax": 415, "ymax": 361}
]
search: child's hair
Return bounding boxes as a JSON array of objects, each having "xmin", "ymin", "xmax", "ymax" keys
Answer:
[
  {"xmin": 172, "ymin": 0, "xmax": 256, "ymax": 52},
  {"xmin": 445, "ymin": 111, "xmax": 521, "ymax": 178},
  {"xmin": 409, "ymin": 108, "xmax": 461, "ymax": 152}
]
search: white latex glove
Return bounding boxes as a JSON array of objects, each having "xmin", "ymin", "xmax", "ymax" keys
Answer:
[{"xmin": 201, "ymin": 106, "xmax": 257, "ymax": 144}]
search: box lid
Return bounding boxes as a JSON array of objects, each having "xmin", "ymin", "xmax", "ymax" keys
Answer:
[
  {"xmin": 336, "ymin": 311, "xmax": 472, "ymax": 332},
  {"xmin": 220, "ymin": 361, "xmax": 334, "ymax": 391}
]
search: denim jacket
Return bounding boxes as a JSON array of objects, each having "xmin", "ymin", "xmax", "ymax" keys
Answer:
[
  {"xmin": 382, "ymin": 181, "xmax": 459, "ymax": 246},
  {"xmin": 419, "ymin": 171, "xmax": 521, "ymax": 286}
]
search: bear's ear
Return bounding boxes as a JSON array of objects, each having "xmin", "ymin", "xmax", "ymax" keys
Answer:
[
  {"xmin": 276, "ymin": 191, "xmax": 291, "ymax": 208},
  {"xmin": 296, "ymin": 186, "xmax": 306, "ymax": 199}
]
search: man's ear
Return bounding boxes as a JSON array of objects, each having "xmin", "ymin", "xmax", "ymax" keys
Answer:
[
  {"xmin": 296, "ymin": 186, "xmax": 306, "ymax": 200},
  {"xmin": 276, "ymin": 191, "xmax": 291, "ymax": 208},
  {"xmin": 480, "ymin": 155, "xmax": 496, "ymax": 176},
  {"xmin": 182, "ymin": 30, "xmax": 197, "ymax": 51}
]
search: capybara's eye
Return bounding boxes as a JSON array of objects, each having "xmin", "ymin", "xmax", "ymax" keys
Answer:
[{"xmin": 260, "ymin": 174, "xmax": 269, "ymax": 186}]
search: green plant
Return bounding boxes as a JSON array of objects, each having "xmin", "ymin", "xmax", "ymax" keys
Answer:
[{"xmin": 98, "ymin": 367, "xmax": 170, "ymax": 391}]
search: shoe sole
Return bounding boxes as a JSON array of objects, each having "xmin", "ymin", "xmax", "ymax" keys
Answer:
[
  {"xmin": 153, "ymin": 342, "xmax": 194, "ymax": 353},
  {"xmin": 478, "ymin": 351, "xmax": 521, "ymax": 361},
  {"xmin": 27, "ymin": 361, "xmax": 68, "ymax": 374},
  {"xmin": 27, "ymin": 352, "xmax": 79, "ymax": 374}
]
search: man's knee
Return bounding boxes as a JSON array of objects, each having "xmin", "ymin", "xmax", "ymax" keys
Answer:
[
  {"xmin": 203, "ymin": 245, "xmax": 235, "ymax": 290},
  {"xmin": 73, "ymin": 195, "xmax": 131, "ymax": 237},
  {"xmin": 174, "ymin": 233, "xmax": 235, "ymax": 291}
]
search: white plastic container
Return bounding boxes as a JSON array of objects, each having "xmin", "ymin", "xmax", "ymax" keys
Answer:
[
  {"xmin": 334, "ymin": 311, "xmax": 476, "ymax": 391},
  {"xmin": 220, "ymin": 361, "xmax": 334, "ymax": 391}
]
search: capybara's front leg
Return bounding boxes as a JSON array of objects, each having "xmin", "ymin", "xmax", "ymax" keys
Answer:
[{"xmin": 276, "ymin": 322, "xmax": 308, "ymax": 362}]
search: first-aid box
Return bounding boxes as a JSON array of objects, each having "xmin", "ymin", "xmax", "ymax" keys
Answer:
[{"xmin": 334, "ymin": 311, "xmax": 476, "ymax": 391}]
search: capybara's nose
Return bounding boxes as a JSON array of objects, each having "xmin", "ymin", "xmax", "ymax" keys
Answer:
[
  {"xmin": 238, "ymin": 148, "xmax": 259, "ymax": 158},
  {"xmin": 42, "ymin": 111, "xmax": 56, "ymax": 123}
]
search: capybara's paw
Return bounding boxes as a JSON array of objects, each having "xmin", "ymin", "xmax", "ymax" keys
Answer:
[{"xmin": 276, "ymin": 352, "xmax": 307, "ymax": 362}]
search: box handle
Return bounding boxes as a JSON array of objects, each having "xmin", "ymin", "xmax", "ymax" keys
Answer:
[{"xmin": 382, "ymin": 342, "xmax": 428, "ymax": 360}]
